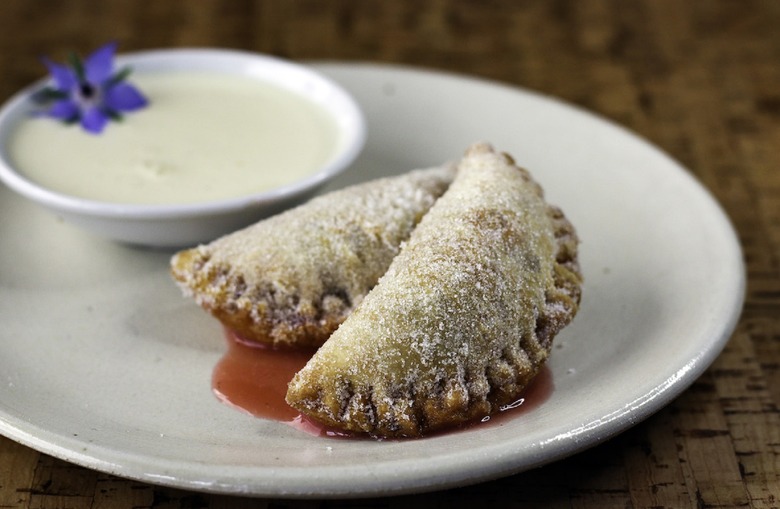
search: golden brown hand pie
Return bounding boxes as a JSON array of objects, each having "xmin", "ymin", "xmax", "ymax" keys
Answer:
[
  {"xmin": 170, "ymin": 164, "xmax": 456, "ymax": 348},
  {"xmin": 286, "ymin": 143, "xmax": 582, "ymax": 437}
]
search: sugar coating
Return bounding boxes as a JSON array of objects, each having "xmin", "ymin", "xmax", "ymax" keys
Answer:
[
  {"xmin": 286, "ymin": 143, "xmax": 582, "ymax": 437},
  {"xmin": 170, "ymin": 164, "xmax": 457, "ymax": 348}
]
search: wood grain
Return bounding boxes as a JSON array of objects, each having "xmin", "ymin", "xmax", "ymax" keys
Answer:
[{"xmin": 1, "ymin": 1, "xmax": 779, "ymax": 507}]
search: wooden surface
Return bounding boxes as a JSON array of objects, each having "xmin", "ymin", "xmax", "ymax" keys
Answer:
[{"xmin": 1, "ymin": 1, "xmax": 778, "ymax": 507}]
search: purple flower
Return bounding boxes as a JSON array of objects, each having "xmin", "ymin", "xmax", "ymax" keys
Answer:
[{"xmin": 34, "ymin": 42, "xmax": 147, "ymax": 134}]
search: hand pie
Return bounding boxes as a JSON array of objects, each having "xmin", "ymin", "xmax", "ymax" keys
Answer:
[
  {"xmin": 286, "ymin": 143, "xmax": 582, "ymax": 437},
  {"xmin": 170, "ymin": 164, "xmax": 456, "ymax": 348}
]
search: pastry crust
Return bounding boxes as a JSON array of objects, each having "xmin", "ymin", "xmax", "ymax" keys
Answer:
[
  {"xmin": 170, "ymin": 164, "xmax": 457, "ymax": 348},
  {"xmin": 286, "ymin": 143, "xmax": 582, "ymax": 437}
]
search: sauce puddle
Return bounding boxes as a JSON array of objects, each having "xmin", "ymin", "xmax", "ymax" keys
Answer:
[
  {"xmin": 212, "ymin": 329, "xmax": 553, "ymax": 438},
  {"xmin": 212, "ymin": 329, "xmax": 348, "ymax": 437}
]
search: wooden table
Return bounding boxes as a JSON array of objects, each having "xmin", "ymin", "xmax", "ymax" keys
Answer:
[{"xmin": 1, "ymin": 1, "xmax": 778, "ymax": 507}]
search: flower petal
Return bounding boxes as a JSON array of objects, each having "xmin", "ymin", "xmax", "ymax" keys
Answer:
[
  {"xmin": 46, "ymin": 99, "xmax": 79, "ymax": 120},
  {"xmin": 104, "ymin": 82, "xmax": 148, "ymax": 112},
  {"xmin": 80, "ymin": 107, "xmax": 109, "ymax": 134},
  {"xmin": 84, "ymin": 42, "xmax": 118, "ymax": 84},
  {"xmin": 42, "ymin": 58, "xmax": 76, "ymax": 91}
]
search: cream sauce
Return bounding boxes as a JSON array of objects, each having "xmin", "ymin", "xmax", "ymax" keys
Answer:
[{"xmin": 9, "ymin": 72, "xmax": 340, "ymax": 204}]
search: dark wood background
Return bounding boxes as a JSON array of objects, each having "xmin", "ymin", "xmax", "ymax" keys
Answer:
[{"xmin": 1, "ymin": 1, "xmax": 778, "ymax": 507}]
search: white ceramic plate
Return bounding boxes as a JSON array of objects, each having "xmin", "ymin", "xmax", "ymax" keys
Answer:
[{"xmin": 0, "ymin": 63, "xmax": 744, "ymax": 498}]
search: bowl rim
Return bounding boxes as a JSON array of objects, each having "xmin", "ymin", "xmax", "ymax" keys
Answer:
[{"xmin": 0, "ymin": 48, "xmax": 366, "ymax": 220}]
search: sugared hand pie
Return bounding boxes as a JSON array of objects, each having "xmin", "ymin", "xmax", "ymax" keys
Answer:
[
  {"xmin": 286, "ymin": 143, "xmax": 582, "ymax": 437},
  {"xmin": 171, "ymin": 164, "xmax": 456, "ymax": 348}
]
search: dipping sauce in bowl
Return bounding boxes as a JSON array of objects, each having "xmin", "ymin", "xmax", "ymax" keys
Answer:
[
  {"xmin": 9, "ymin": 72, "xmax": 341, "ymax": 204},
  {"xmin": 0, "ymin": 49, "xmax": 365, "ymax": 247}
]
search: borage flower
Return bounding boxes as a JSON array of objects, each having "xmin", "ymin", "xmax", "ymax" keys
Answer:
[{"xmin": 33, "ymin": 42, "xmax": 147, "ymax": 134}]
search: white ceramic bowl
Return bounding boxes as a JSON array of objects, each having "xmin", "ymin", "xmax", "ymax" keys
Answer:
[{"xmin": 0, "ymin": 49, "xmax": 365, "ymax": 248}]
